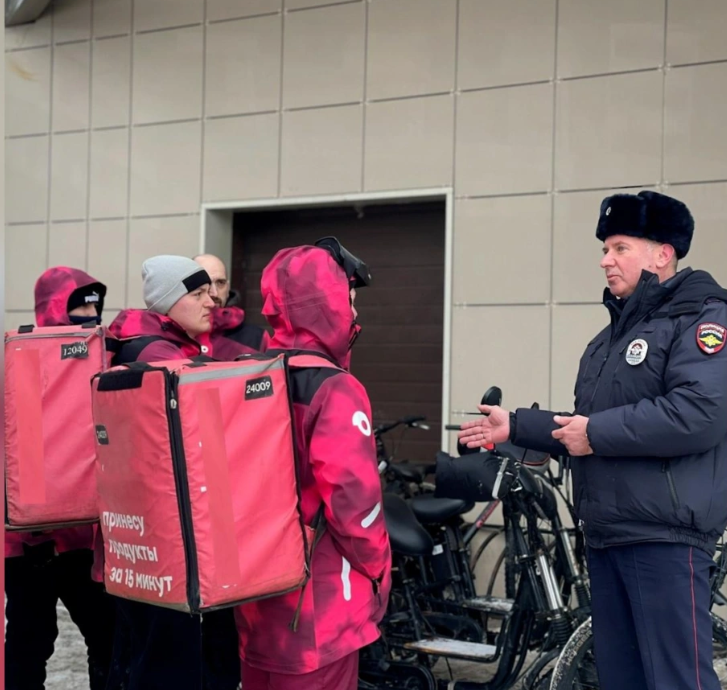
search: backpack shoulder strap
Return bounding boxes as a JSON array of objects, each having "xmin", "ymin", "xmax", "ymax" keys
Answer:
[{"xmin": 112, "ymin": 336, "xmax": 166, "ymax": 366}]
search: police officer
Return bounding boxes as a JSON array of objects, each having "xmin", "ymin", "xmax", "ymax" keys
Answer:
[{"xmin": 459, "ymin": 191, "xmax": 727, "ymax": 690}]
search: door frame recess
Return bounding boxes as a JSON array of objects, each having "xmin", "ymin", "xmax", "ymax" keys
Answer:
[{"xmin": 200, "ymin": 188, "xmax": 454, "ymax": 450}]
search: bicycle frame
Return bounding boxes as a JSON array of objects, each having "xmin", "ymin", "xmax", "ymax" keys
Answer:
[{"xmin": 381, "ymin": 483, "xmax": 586, "ymax": 690}]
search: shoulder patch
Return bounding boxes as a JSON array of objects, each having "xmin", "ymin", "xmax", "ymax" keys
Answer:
[{"xmin": 697, "ymin": 322, "xmax": 726, "ymax": 355}]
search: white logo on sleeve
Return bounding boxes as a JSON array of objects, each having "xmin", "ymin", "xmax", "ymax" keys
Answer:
[
  {"xmin": 352, "ymin": 411, "xmax": 371, "ymax": 437},
  {"xmin": 341, "ymin": 557, "xmax": 352, "ymax": 601}
]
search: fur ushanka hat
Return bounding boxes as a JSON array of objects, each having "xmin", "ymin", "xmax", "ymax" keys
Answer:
[{"xmin": 596, "ymin": 190, "xmax": 694, "ymax": 259}]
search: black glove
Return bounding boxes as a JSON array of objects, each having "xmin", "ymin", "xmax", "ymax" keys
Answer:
[{"xmin": 434, "ymin": 450, "xmax": 517, "ymax": 502}]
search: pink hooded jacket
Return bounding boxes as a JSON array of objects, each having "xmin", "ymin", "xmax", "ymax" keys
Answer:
[
  {"xmin": 5, "ymin": 267, "xmax": 105, "ymax": 558},
  {"xmin": 234, "ymin": 246, "xmax": 391, "ymax": 674}
]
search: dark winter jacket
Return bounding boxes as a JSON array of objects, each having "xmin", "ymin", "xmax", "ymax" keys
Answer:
[
  {"xmin": 209, "ymin": 306, "xmax": 269, "ymax": 361},
  {"xmin": 513, "ymin": 269, "xmax": 727, "ymax": 553}
]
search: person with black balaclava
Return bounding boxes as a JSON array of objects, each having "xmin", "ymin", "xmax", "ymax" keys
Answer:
[{"xmin": 4, "ymin": 266, "xmax": 116, "ymax": 690}]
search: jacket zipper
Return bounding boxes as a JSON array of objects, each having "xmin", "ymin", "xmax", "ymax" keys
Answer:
[
  {"xmin": 588, "ymin": 350, "xmax": 609, "ymax": 410},
  {"xmin": 165, "ymin": 373, "xmax": 201, "ymax": 610},
  {"xmin": 662, "ymin": 462, "xmax": 680, "ymax": 511}
]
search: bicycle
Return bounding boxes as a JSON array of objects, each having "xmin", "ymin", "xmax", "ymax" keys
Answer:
[{"xmin": 373, "ymin": 448, "xmax": 591, "ymax": 690}]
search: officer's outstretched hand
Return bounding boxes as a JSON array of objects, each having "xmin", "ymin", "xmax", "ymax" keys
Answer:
[{"xmin": 458, "ymin": 405, "xmax": 510, "ymax": 448}]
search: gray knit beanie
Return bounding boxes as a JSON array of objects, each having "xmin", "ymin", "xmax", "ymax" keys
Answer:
[{"xmin": 142, "ymin": 255, "xmax": 211, "ymax": 315}]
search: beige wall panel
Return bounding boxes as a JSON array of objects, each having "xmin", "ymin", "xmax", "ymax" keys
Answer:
[
  {"xmin": 453, "ymin": 195, "xmax": 551, "ymax": 305},
  {"xmin": 286, "ymin": 0, "xmax": 357, "ymax": 9},
  {"xmin": 208, "ymin": 0, "xmax": 282, "ymax": 21},
  {"xmin": 6, "ymin": 136, "xmax": 49, "ymax": 224},
  {"xmin": 5, "ymin": 225, "xmax": 48, "ymax": 310},
  {"xmin": 367, "ymin": 0, "xmax": 456, "ymax": 100},
  {"xmin": 666, "ymin": 184, "xmax": 727, "ymax": 287},
  {"xmin": 5, "ymin": 9, "xmax": 51, "ymax": 50},
  {"xmin": 53, "ymin": 0, "xmax": 91, "ymax": 44},
  {"xmin": 557, "ymin": 0, "xmax": 664, "ymax": 78},
  {"xmin": 552, "ymin": 188, "xmax": 654, "ymax": 303},
  {"xmin": 364, "ymin": 95, "xmax": 453, "ymax": 191},
  {"xmin": 103, "ymin": 310, "xmax": 120, "ymax": 325},
  {"xmin": 89, "ymin": 220, "xmax": 128, "ymax": 309},
  {"xmin": 456, "ymin": 83, "xmax": 553, "ymax": 196},
  {"xmin": 134, "ymin": 0, "xmax": 204, "ymax": 33},
  {"xmin": 667, "ymin": 0, "xmax": 727, "ymax": 66},
  {"xmin": 551, "ymin": 304, "xmax": 608, "ymax": 411},
  {"xmin": 283, "ymin": 3, "xmax": 364, "ymax": 109},
  {"xmin": 49, "ymin": 222, "xmax": 87, "ymax": 269},
  {"xmin": 555, "ymin": 72, "xmax": 662, "ymax": 190},
  {"xmin": 93, "ymin": 0, "xmax": 132, "ymax": 38},
  {"xmin": 5, "ymin": 312, "xmax": 39, "ymax": 331},
  {"xmin": 203, "ymin": 113, "xmax": 279, "ymax": 201},
  {"xmin": 90, "ymin": 128, "xmax": 129, "ymax": 219},
  {"xmin": 92, "ymin": 36, "xmax": 131, "ymax": 128},
  {"xmin": 450, "ymin": 306, "xmax": 551, "ymax": 415},
  {"xmin": 133, "ymin": 27, "xmax": 203, "ymax": 125},
  {"xmin": 52, "ymin": 42, "xmax": 90, "ymax": 132},
  {"xmin": 127, "ymin": 216, "xmax": 201, "ymax": 307},
  {"xmin": 6, "ymin": 48, "xmax": 51, "ymax": 136},
  {"xmin": 665, "ymin": 64, "xmax": 727, "ymax": 183},
  {"xmin": 50, "ymin": 132, "xmax": 89, "ymax": 221},
  {"xmin": 457, "ymin": 0, "xmax": 556, "ymax": 90},
  {"xmin": 205, "ymin": 15, "xmax": 281, "ymax": 117},
  {"xmin": 281, "ymin": 105, "xmax": 362, "ymax": 196},
  {"xmin": 130, "ymin": 121, "xmax": 202, "ymax": 216}
]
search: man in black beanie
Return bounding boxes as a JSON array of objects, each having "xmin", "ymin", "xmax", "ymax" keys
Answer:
[{"xmin": 459, "ymin": 191, "xmax": 727, "ymax": 690}]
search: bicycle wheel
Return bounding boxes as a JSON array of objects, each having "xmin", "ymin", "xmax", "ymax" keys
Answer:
[
  {"xmin": 469, "ymin": 527, "xmax": 504, "ymax": 574},
  {"xmin": 548, "ymin": 613, "xmax": 727, "ymax": 689}
]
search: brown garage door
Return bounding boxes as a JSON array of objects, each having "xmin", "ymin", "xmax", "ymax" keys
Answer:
[{"xmin": 231, "ymin": 201, "xmax": 445, "ymax": 464}]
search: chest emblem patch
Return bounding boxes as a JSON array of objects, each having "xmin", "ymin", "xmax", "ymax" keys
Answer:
[
  {"xmin": 697, "ymin": 322, "xmax": 726, "ymax": 355},
  {"xmin": 625, "ymin": 339, "xmax": 648, "ymax": 366}
]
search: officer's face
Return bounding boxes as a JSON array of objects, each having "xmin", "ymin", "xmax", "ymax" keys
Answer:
[{"xmin": 600, "ymin": 235, "xmax": 659, "ymax": 298}]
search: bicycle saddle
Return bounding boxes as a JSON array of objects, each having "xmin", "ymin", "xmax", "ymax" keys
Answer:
[
  {"xmin": 496, "ymin": 441, "xmax": 550, "ymax": 471},
  {"xmin": 409, "ymin": 494, "xmax": 475, "ymax": 525},
  {"xmin": 383, "ymin": 493, "xmax": 434, "ymax": 557},
  {"xmin": 389, "ymin": 462, "xmax": 424, "ymax": 484}
]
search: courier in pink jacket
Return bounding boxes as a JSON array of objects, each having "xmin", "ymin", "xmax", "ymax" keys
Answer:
[
  {"xmin": 104, "ymin": 256, "xmax": 242, "ymax": 690},
  {"xmin": 4, "ymin": 267, "xmax": 115, "ymax": 690},
  {"xmin": 235, "ymin": 240, "xmax": 392, "ymax": 690}
]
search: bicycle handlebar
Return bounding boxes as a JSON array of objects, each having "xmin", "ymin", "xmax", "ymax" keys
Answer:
[{"xmin": 374, "ymin": 415, "xmax": 428, "ymax": 436}]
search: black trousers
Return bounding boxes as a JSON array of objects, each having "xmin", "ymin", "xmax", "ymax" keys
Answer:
[
  {"xmin": 4, "ymin": 547, "xmax": 115, "ymax": 690},
  {"xmin": 115, "ymin": 599, "xmax": 240, "ymax": 690},
  {"xmin": 588, "ymin": 542, "xmax": 721, "ymax": 690}
]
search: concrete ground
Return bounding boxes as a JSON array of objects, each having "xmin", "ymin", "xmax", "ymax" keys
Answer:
[{"xmin": 34, "ymin": 603, "xmax": 727, "ymax": 689}]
